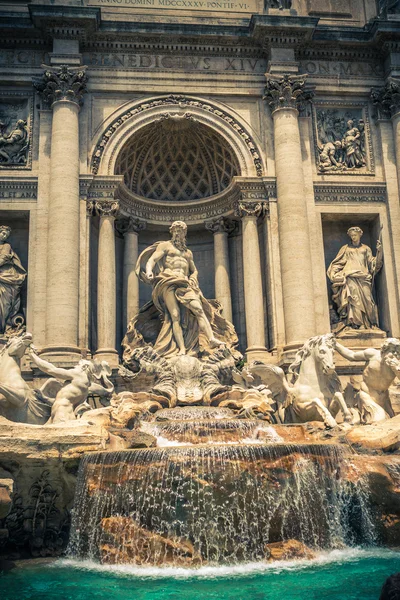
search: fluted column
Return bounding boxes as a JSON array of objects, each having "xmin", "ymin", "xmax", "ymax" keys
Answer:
[
  {"xmin": 34, "ymin": 65, "xmax": 87, "ymax": 357},
  {"xmin": 264, "ymin": 74, "xmax": 316, "ymax": 351},
  {"xmin": 236, "ymin": 201, "xmax": 267, "ymax": 361},
  {"xmin": 205, "ymin": 217, "xmax": 235, "ymax": 323},
  {"xmin": 93, "ymin": 200, "xmax": 119, "ymax": 365},
  {"xmin": 116, "ymin": 217, "xmax": 146, "ymax": 328}
]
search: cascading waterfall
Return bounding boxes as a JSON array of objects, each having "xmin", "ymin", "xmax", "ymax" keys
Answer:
[{"xmin": 68, "ymin": 439, "xmax": 376, "ymax": 566}]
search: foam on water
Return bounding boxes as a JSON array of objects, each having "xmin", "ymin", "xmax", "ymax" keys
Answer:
[{"xmin": 56, "ymin": 548, "xmax": 400, "ymax": 580}]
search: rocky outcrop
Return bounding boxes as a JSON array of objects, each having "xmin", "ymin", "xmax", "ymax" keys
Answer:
[
  {"xmin": 265, "ymin": 539, "xmax": 316, "ymax": 561},
  {"xmin": 100, "ymin": 517, "xmax": 201, "ymax": 566},
  {"xmin": 0, "ymin": 418, "xmax": 108, "ymax": 558},
  {"xmin": 345, "ymin": 415, "xmax": 400, "ymax": 453}
]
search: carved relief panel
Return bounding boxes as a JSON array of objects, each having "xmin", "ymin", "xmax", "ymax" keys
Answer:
[
  {"xmin": 0, "ymin": 96, "xmax": 32, "ymax": 170},
  {"xmin": 313, "ymin": 103, "xmax": 373, "ymax": 175}
]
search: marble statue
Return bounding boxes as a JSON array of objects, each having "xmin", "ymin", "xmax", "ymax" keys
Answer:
[
  {"xmin": 0, "ymin": 333, "xmax": 56, "ymax": 424},
  {"xmin": 126, "ymin": 220, "xmax": 238, "ymax": 359},
  {"xmin": 246, "ymin": 334, "xmax": 352, "ymax": 428},
  {"xmin": 327, "ymin": 226, "xmax": 383, "ymax": 332},
  {"xmin": 28, "ymin": 348, "xmax": 114, "ymax": 424},
  {"xmin": 335, "ymin": 338, "xmax": 400, "ymax": 424},
  {"xmin": 0, "ymin": 119, "xmax": 29, "ymax": 165},
  {"xmin": 0, "ymin": 225, "xmax": 26, "ymax": 335}
]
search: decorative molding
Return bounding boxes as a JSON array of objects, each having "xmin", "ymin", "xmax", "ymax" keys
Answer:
[
  {"xmin": 314, "ymin": 184, "xmax": 387, "ymax": 204},
  {"xmin": 90, "ymin": 94, "xmax": 264, "ymax": 177},
  {"xmin": 93, "ymin": 200, "xmax": 120, "ymax": 217},
  {"xmin": 115, "ymin": 216, "xmax": 146, "ymax": 235},
  {"xmin": 0, "ymin": 177, "xmax": 37, "ymax": 201},
  {"xmin": 312, "ymin": 101, "xmax": 374, "ymax": 176},
  {"xmin": 264, "ymin": 74, "xmax": 313, "ymax": 114},
  {"xmin": 371, "ymin": 78, "xmax": 400, "ymax": 120},
  {"xmin": 33, "ymin": 65, "xmax": 88, "ymax": 108},
  {"xmin": 235, "ymin": 200, "xmax": 268, "ymax": 218},
  {"xmin": 205, "ymin": 216, "xmax": 236, "ymax": 235},
  {"xmin": 118, "ymin": 181, "xmax": 241, "ymax": 224}
]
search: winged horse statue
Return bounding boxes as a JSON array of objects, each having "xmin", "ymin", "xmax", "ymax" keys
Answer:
[{"xmin": 243, "ymin": 334, "xmax": 352, "ymax": 428}]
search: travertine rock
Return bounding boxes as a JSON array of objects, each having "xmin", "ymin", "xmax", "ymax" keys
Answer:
[
  {"xmin": 100, "ymin": 516, "xmax": 201, "ymax": 566},
  {"xmin": 265, "ymin": 539, "xmax": 316, "ymax": 561}
]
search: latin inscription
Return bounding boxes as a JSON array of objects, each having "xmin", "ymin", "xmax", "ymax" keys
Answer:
[
  {"xmin": 302, "ymin": 61, "xmax": 384, "ymax": 78},
  {"xmin": 88, "ymin": 0, "xmax": 258, "ymax": 11},
  {"xmin": 83, "ymin": 53, "xmax": 266, "ymax": 72}
]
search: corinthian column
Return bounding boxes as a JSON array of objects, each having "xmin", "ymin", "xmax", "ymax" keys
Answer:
[
  {"xmin": 236, "ymin": 201, "xmax": 267, "ymax": 361},
  {"xmin": 34, "ymin": 65, "xmax": 87, "ymax": 357},
  {"xmin": 264, "ymin": 74, "xmax": 316, "ymax": 351},
  {"xmin": 89, "ymin": 200, "xmax": 119, "ymax": 365},
  {"xmin": 205, "ymin": 217, "xmax": 235, "ymax": 323},
  {"xmin": 116, "ymin": 217, "xmax": 146, "ymax": 328}
]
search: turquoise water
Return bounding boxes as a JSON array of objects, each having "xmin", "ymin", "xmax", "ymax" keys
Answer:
[{"xmin": 1, "ymin": 549, "xmax": 399, "ymax": 600}]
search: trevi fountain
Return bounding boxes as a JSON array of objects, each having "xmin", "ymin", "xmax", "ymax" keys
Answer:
[{"xmin": 1, "ymin": 1, "xmax": 400, "ymax": 599}]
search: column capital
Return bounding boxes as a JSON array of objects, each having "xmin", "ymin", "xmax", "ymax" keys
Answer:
[
  {"xmin": 235, "ymin": 201, "xmax": 267, "ymax": 219},
  {"xmin": 205, "ymin": 217, "xmax": 236, "ymax": 235},
  {"xmin": 115, "ymin": 217, "xmax": 146, "ymax": 236},
  {"xmin": 371, "ymin": 78, "xmax": 400, "ymax": 120},
  {"xmin": 264, "ymin": 74, "xmax": 313, "ymax": 114},
  {"xmin": 91, "ymin": 200, "xmax": 120, "ymax": 218},
  {"xmin": 34, "ymin": 65, "xmax": 88, "ymax": 108}
]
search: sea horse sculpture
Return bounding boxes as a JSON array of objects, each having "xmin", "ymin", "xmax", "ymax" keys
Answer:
[{"xmin": 247, "ymin": 334, "xmax": 352, "ymax": 428}]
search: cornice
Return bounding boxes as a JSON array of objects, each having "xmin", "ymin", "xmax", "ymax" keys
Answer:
[{"xmin": 0, "ymin": 177, "xmax": 38, "ymax": 201}]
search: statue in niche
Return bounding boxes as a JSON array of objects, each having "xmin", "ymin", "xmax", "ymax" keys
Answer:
[
  {"xmin": 334, "ymin": 338, "xmax": 400, "ymax": 424},
  {"xmin": 0, "ymin": 226, "xmax": 27, "ymax": 335},
  {"xmin": 316, "ymin": 109, "xmax": 367, "ymax": 173},
  {"xmin": 0, "ymin": 119, "xmax": 29, "ymax": 165},
  {"xmin": 327, "ymin": 227, "xmax": 383, "ymax": 333},
  {"xmin": 128, "ymin": 221, "xmax": 237, "ymax": 359}
]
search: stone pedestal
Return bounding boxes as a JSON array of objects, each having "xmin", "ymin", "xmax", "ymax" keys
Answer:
[
  {"xmin": 236, "ymin": 201, "xmax": 268, "ymax": 362},
  {"xmin": 205, "ymin": 217, "xmax": 235, "ymax": 323},
  {"xmin": 116, "ymin": 217, "xmax": 146, "ymax": 328},
  {"xmin": 94, "ymin": 201, "xmax": 119, "ymax": 366},
  {"xmin": 264, "ymin": 74, "xmax": 316, "ymax": 354}
]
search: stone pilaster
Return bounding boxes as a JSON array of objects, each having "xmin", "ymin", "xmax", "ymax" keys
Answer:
[
  {"xmin": 115, "ymin": 217, "xmax": 146, "ymax": 329},
  {"xmin": 92, "ymin": 200, "xmax": 119, "ymax": 365},
  {"xmin": 235, "ymin": 201, "xmax": 268, "ymax": 361},
  {"xmin": 372, "ymin": 79, "xmax": 400, "ymax": 196},
  {"xmin": 264, "ymin": 73, "xmax": 316, "ymax": 353},
  {"xmin": 205, "ymin": 217, "xmax": 235, "ymax": 323},
  {"xmin": 34, "ymin": 65, "xmax": 88, "ymax": 358}
]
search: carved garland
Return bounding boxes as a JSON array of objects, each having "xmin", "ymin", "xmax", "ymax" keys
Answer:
[{"xmin": 91, "ymin": 94, "xmax": 264, "ymax": 177}]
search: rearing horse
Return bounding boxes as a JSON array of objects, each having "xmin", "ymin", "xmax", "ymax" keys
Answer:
[
  {"xmin": 0, "ymin": 333, "xmax": 58, "ymax": 424},
  {"xmin": 248, "ymin": 334, "xmax": 352, "ymax": 428}
]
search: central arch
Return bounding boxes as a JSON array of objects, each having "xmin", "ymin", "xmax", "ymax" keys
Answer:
[
  {"xmin": 115, "ymin": 117, "xmax": 241, "ymax": 203},
  {"xmin": 90, "ymin": 95, "xmax": 266, "ymax": 180}
]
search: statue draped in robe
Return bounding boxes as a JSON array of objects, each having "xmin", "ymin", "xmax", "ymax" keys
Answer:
[
  {"xmin": 122, "ymin": 221, "xmax": 239, "ymax": 362},
  {"xmin": 327, "ymin": 226, "xmax": 383, "ymax": 332},
  {"xmin": 0, "ymin": 226, "xmax": 26, "ymax": 334}
]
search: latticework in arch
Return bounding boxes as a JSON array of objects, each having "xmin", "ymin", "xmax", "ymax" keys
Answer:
[{"xmin": 115, "ymin": 120, "xmax": 240, "ymax": 202}]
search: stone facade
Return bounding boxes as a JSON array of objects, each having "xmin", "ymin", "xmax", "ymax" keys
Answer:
[{"xmin": 0, "ymin": 0, "xmax": 399, "ymax": 367}]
